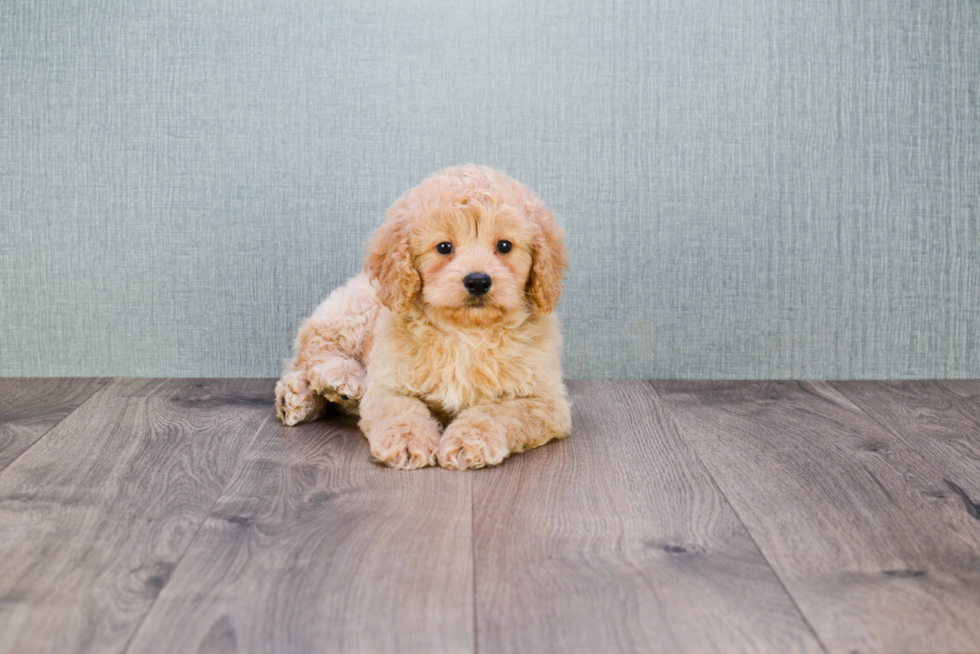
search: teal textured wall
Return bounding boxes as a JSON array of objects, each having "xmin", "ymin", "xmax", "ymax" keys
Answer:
[{"xmin": 2, "ymin": 0, "xmax": 978, "ymax": 378}]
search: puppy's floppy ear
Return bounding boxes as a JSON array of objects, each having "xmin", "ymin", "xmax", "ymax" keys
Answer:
[
  {"xmin": 526, "ymin": 201, "xmax": 568, "ymax": 313},
  {"xmin": 365, "ymin": 197, "xmax": 420, "ymax": 312}
]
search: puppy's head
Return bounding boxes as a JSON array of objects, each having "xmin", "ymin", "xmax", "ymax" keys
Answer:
[{"xmin": 365, "ymin": 165, "xmax": 566, "ymax": 324}]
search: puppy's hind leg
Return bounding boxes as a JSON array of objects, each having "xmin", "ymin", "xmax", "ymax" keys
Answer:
[
  {"xmin": 276, "ymin": 371, "xmax": 328, "ymax": 426},
  {"xmin": 276, "ymin": 273, "xmax": 380, "ymax": 423},
  {"xmin": 307, "ymin": 355, "xmax": 366, "ymax": 413}
]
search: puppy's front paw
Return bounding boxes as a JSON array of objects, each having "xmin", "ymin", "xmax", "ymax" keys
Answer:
[
  {"xmin": 308, "ymin": 357, "xmax": 365, "ymax": 406},
  {"xmin": 369, "ymin": 414, "xmax": 441, "ymax": 470},
  {"xmin": 275, "ymin": 371, "xmax": 327, "ymax": 426},
  {"xmin": 438, "ymin": 416, "xmax": 509, "ymax": 470}
]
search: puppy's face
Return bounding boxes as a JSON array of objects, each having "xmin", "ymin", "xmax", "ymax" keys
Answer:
[
  {"xmin": 413, "ymin": 201, "xmax": 534, "ymax": 322},
  {"xmin": 366, "ymin": 166, "xmax": 566, "ymax": 325}
]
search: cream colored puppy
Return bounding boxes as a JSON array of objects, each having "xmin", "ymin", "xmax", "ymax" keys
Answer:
[{"xmin": 275, "ymin": 165, "xmax": 570, "ymax": 470}]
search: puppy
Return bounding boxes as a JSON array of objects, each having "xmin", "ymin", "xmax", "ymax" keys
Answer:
[{"xmin": 275, "ymin": 165, "xmax": 571, "ymax": 470}]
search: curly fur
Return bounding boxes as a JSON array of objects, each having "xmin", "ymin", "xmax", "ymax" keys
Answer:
[{"xmin": 275, "ymin": 165, "xmax": 571, "ymax": 470}]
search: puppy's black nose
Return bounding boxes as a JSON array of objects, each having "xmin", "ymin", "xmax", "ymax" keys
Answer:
[{"xmin": 463, "ymin": 272, "xmax": 492, "ymax": 296}]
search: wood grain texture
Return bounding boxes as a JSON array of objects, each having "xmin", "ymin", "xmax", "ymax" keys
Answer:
[
  {"xmin": 472, "ymin": 380, "xmax": 824, "ymax": 654},
  {"xmin": 126, "ymin": 412, "xmax": 474, "ymax": 653},
  {"xmin": 832, "ymin": 381, "xmax": 980, "ymax": 505},
  {"xmin": 0, "ymin": 378, "xmax": 274, "ymax": 654},
  {"xmin": 0, "ymin": 378, "xmax": 108, "ymax": 471},
  {"xmin": 938, "ymin": 380, "xmax": 980, "ymax": 399},
  {"xmin": 653, "ymin": 381, "xmax": 980, "ymax": 654}
]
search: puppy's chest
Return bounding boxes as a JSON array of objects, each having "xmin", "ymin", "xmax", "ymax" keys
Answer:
[{"xmin": 401, "ymin": 325, "xmax": 538, "ymax": 412}]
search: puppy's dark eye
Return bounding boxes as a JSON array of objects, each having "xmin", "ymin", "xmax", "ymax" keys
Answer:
[
  {"xmin": 496, "ymin": 240, "xmax": 512, "ymax": 254},
  {"xmin": 436, "ymin": 242, "xmax": 453, "ymax": 255}
]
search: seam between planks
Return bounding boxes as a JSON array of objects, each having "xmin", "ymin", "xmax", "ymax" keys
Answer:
[
  {"xmin": 120, "ymin": 407, "xmax": 275, "ymax": 654},
  {"xmin": 828, "ymin": 380, "xmax": 977, "ymax": 442},
  {"xmin": 827, "ymin": 380, "xmax": 980, "ymax": 517},
  {"xmin": 645, "ymin": 380, "xmax": 831, "ymax": 654},
  {"xmin": 470, "ymin": 473, "xmax": 479, "ymax": 654},
  {"xmin": 935, "ymin": 380, "xmax": 980, "ymax": 401},
  {"xmin": 826, "ymin": 382, "xmax": 909, "ymax": 445},
  {"xmin": 0, "ymin": 377, "xmax": 113, "ymax": 476},
  {"xmin": 827, "ymin": 380, "xmax": 948, "ymax": 460}
]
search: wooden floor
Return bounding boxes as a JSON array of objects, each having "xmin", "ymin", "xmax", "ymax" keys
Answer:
[{"xmin": 1, "ymin": 380, "xmax": 979, "ymax": 654}]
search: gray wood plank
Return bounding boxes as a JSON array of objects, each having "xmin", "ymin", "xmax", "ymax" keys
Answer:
[
  {"xmin": 472, "ymin": 380, "xmax": 824, "ymax": 654},
  {"xmin": 653, "ymin": 381, "xmax": 980, "ymax": 654},
  {"xmin": 938, "ymin": 379, "xmax": 980, "ymax": 399},
  {"xmin": 0, "ymin": 378, "xmax": 109, "ymax": 470},
  {"xmin": 832, "ymin": 381, "xmax": 980, "ymax": 506},
  {"xmin": 0, "ymin": 378, "xmax": 274, "ymax": 654},
  {"xmin": 126, "ymin": 410, "xmax": 474, "ymax": 653}
]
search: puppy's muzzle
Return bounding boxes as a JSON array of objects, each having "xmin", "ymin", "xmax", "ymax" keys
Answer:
[{"xmin": 463, "ymin": 272, "xmax": 492, "ymax": 296}]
